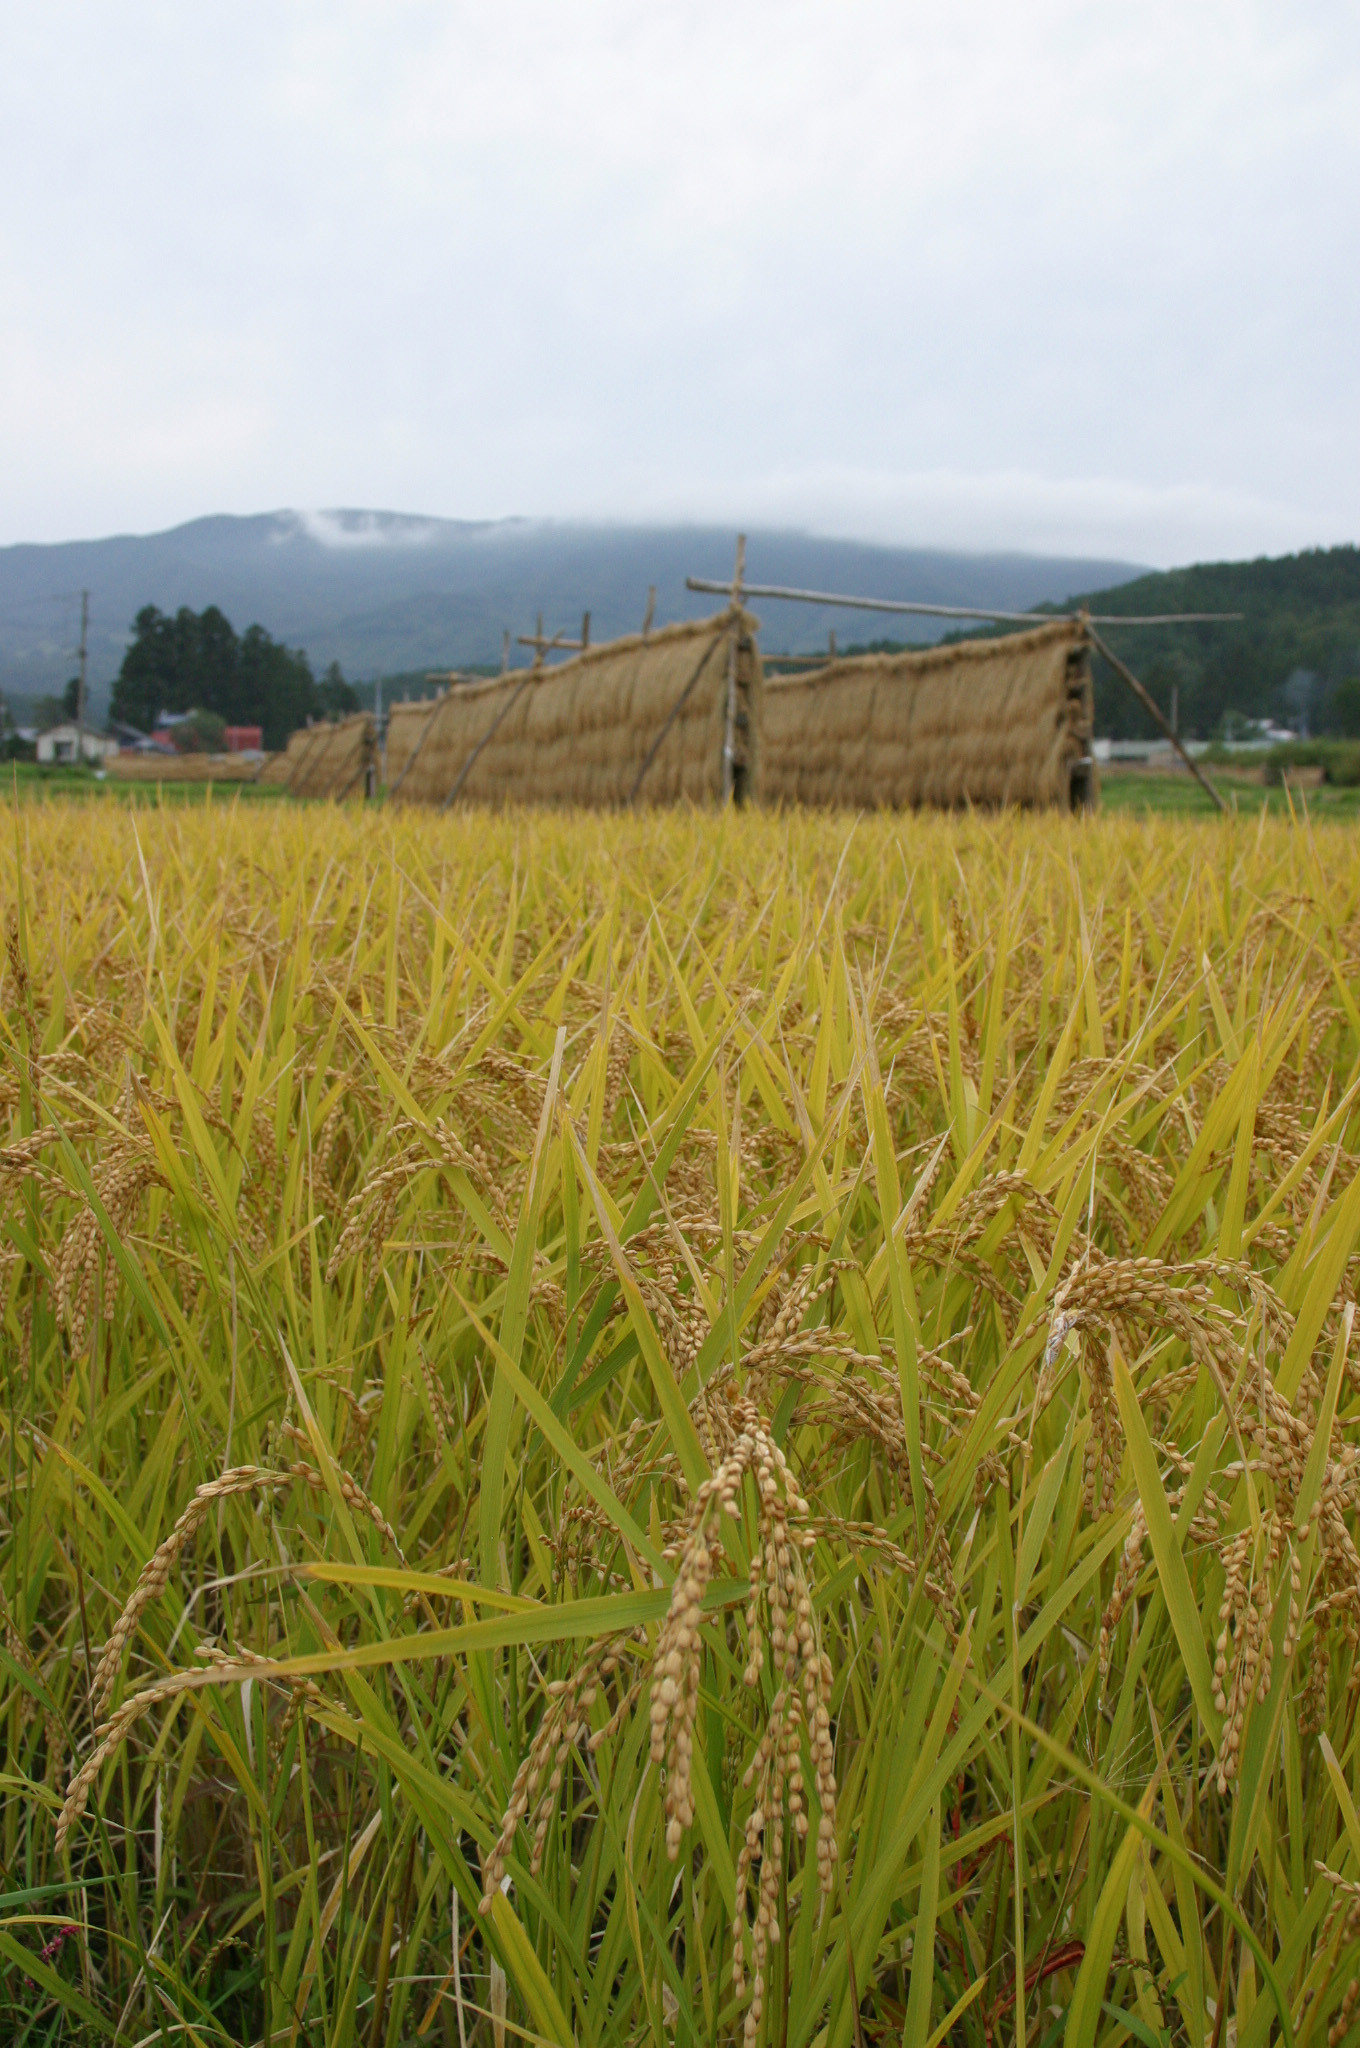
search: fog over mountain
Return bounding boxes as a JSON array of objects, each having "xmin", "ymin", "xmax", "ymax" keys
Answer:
[{"xmin": 0, "ymin": 510, "xmax": 1144, "ymax": 717}]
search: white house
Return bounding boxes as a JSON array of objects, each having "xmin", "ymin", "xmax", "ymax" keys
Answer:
[{"xmin": 35, "ymin": 723, "xmax": 118, "ymax": 765}]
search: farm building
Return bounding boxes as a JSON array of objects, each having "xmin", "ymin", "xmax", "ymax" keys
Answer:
[
  {"xmin": 384, "ymin": 610, "xmax": 761, "ymax": 808},
  {"xmin": 757, "ymin": 618, "xmax": 1097, "ymax": 811},
  {"xmin": 256, "ymin": 712, "xmax": 377, "ymax": 799},
  {"xmin": 36, "ymin": 723, "xmax": 118, "ymax": 766}
]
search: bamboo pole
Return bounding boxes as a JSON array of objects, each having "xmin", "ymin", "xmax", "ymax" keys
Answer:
[
  {"xmin": 335, "ymin": 753, "xmax": 372, "ymax": 802},
  {"xmin": 386, "ymin": 697, "xmax": 446, "ymax": 801},
  {"xmin": 722, "ymin": 622, "xmax": 739, "ymax": 804},
  {"xmin": 1086, "ymin": 625, "xmax": 1226, "ymax": 813},
  {"xmin": 304, "ymin": 720, "xmax": 352, "ymax": 798},
  {"xmin": 628, "ymin": 631, "xmax": 727, "ymax": 806},
  {"xmin": 333, "ymin": 715, "xmax": 379, "ymax": 801},
  {"xmin": 685, "ymin": 574, "xmax": 1238, "ymax": 629},
  {"xmin": 283, "ymin": 721, "xmax": 331, "ymax": 795},
  {"xmin": 440, "ymin": 675, "xmax": 534, "ymax": 812},
  {"xmin": 290, "ymin": 719, "xmax": 346, "ymax": 798},
  {"xmin": 517, "ymin": 629, "xmax": 586, "ymax": 657},
  {"xmin": 720, "ymin": 536, "xmax": 746, "ymax": 804}
]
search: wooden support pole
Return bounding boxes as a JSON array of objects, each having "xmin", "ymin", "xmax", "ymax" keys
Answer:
[
  {"xmin": 685, "ymin": 574, "xmax": 1239, "ymax": 630},
  {"xmin": 517, "ymin": 623, "xmax": 587, "ymax": 659},
  {"xmin": 517, "ymin": 634, "xmax": 585, "ymax": 657},
  {"xmin": 1086, "ymin": 625, "xmax": 1226, "ymax": 813},
  {"xmin": 441, "ymin": 675, "xmax": 533, "ymax": 812},
  {"xmin": 76, "ymin": 589, "xmax": 88, "ymax": 762},
  {"xmin": 293, "ymin": 720, "xmax": 345, "ymax": 799},
  {"xmin": 629, "ymin": 630, "xmax": 726, "ymax": 805},
  {"xmin": 386, "ymin": 697, "xmax": 446, "ymax": 800},
  {"xmin": 335, "ymin": 754, "xmax": 372, "ymax": 803},
  {"xmin": 722, "ymin": 623, "xmax": 739, "ymax": 804},
  {"xmin": 284, "ymin": 720, "xmax": 331, "ymax": 796},
  {"xmin": 722, "ymin": 536, "xmax": 746, "ymax": 803}
]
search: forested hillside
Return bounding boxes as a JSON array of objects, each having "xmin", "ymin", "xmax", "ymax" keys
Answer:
[
  {"xmin": 1070, "ymin": 544, "xmax": 1360, "ymax": 739},
  {"xmin": 111, "ymin": 605, "xmax": 357, "ymax": 749}
]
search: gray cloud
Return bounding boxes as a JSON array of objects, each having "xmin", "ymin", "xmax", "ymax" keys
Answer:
[{"xmin": 1, "ymin": 0, "xmax": 1356, "ymax": 562}]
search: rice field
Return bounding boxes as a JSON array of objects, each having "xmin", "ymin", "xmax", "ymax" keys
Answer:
[{"xmin": 4, "ymin": 799, "xmax": 1360, "ymax": 2047}]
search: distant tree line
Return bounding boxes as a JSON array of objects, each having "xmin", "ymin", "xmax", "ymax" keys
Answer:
[
  {"xmin": 1077, "ymin": 545, "xmax": 1360, "ymax": 741},
  {"xmin": 111, "ymin": 606, "xmax": 357, "ymax": 751},
  {"xmin": 847, "ymin": 545, "xmax": 1360, "ymax": 743}
]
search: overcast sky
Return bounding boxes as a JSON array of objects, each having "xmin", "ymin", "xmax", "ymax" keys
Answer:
[{"xmin": 2, "ymin": 2, "xmax": 1357, "ymax": 565}]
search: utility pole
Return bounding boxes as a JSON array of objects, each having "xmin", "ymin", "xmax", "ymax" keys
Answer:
[{"xmin": 76, "ymin": 590, "xmax": 89, "ymax": 765}]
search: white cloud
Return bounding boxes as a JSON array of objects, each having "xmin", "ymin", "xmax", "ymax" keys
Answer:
[
  {"xmin": 293, "ymin": 510, "xmax": 445, "ymax": 550},
  {"xmin": 0, "ymin": 0, "xmax": 1356, "ymax": 561},
  {"xmin": 584, "ymin": 465, "xmax": 1321, "ymax": 568}
]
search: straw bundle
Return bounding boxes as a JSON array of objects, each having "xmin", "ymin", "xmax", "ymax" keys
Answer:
[
  {"xmin": 758, "ymin": 620, "xmax": 1096, "ymax": 811},
  {"xmin": 385, "ymin": 612, "xmax": 761, "ymax": 809},
  {"xmin": 257, "ymin": 714, "xmax": 376, "ymax": 800},
  {"xmin": 383, "ymin": 693, "xmax": 453, "ymax": 797},
  {"xmin": 107, "ymin": 753, "xmax": 263, "ymax": 784}
]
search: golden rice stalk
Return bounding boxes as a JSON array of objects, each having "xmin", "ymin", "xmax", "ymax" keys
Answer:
[
  {"xmin": 90, "ymin": 1466, "xmax": 294, "ymax": 1714},
  {"xmin": 281, "ymin": 1423, "xmax": 407, "ymax": 1561},
  {"xmin": 57, "ymin": 1651, "xmax": 306, "ymax": 1854},
  {"xmin": 55, "ymin": 1139, "xmax": 168, "ymax": 1352}
]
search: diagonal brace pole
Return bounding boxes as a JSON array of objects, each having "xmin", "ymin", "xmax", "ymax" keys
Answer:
[{"xmin": 1086, "ymin": 625, "xmax": 1226, "ymax": 814}]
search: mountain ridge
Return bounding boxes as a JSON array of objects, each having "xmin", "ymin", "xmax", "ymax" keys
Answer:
[{"xmin": 0, "ymin": 510, "xmax": 1146, "ymax": 716}]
